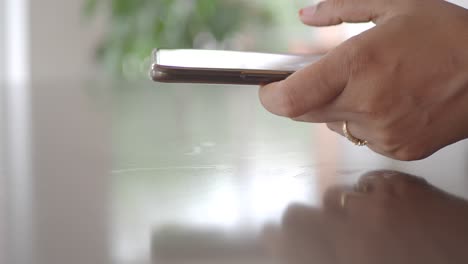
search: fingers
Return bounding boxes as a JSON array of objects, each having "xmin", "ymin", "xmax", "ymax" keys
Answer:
[
  {"xmin": 259, "ymin": 49, "xmax": 349, "ymax": 120},
  {"xmin": 299, "ymin": 0, "xmax": 394, "ymax": 26}
]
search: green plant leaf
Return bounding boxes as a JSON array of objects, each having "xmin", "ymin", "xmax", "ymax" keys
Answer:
[
  {"xmin": 83, "ymin": 0, "xmax": 278, "ymax": 77},
  {"xmin": 82, "ymin": 0, "xmax": 99, "ymax": 18}
]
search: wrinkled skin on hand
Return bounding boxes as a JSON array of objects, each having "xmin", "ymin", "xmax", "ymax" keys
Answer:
[{"xmin": 259, "ymin": 0, "xmax": 468, "ymax": 160}]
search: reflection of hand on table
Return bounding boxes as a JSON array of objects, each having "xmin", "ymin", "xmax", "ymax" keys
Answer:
[
  {"xmin": 266, "ymin": 171, "xmax": 468, "ymax": 264},
  {"xmin": 260, "ymin": 0, "xmax": 468, "ymax": 160}
]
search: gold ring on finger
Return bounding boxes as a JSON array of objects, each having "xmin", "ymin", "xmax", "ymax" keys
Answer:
[{"xmin": 342, "ymin": 121, "xmax": 368, "ymax": 146}]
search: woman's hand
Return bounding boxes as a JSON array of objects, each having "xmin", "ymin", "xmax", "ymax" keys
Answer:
[{"xmin": 259, "ymin": 0, "xmax": 468, "ymax": 160}]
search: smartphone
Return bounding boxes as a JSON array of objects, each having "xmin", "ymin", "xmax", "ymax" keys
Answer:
[{"xmin": 150, "ymin": 49, "xmax": 322, "ymax": 85}]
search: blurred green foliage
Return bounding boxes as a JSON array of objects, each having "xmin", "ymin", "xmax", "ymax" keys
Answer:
[{"xmin": 83, "ymin": 0, "xmax": 276, "ymax": 78}]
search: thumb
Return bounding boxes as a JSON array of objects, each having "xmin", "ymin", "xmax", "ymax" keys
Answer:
[
  {"xmin": 258, "ymin": 45, "xmax": 351, "ymax": 121},
  {"xmin": 299, "ymin": 0, "xmax": 396, "ymax": 26}
]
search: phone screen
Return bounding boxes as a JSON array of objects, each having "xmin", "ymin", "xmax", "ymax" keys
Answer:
[{"xmin": 155, "ymin": 49, "xmax": 321, "ymax": 71}]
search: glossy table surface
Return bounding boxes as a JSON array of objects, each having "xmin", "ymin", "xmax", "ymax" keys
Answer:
[{"xmin": 1, "ymin": 80, "xmax": 468, "ymax": 264}]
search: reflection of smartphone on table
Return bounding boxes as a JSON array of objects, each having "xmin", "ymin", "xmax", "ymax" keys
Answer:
[{"xmin": 150, "ymin": 49, "xmax": 322, "ymax": 85}]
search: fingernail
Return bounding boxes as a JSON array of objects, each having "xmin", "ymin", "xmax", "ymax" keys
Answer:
[{"xmin": 299, "ymin": 5, "xmax": 317, "ymax": 18}]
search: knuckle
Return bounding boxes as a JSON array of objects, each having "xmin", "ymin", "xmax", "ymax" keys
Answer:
[
  {"xmin": 380, "ymin": 134, "xmax": 396, "ymax": 148},
  {"xmin": 392, "ymin": 149, "xmax": 413, "ymax": 161},
  {"xmin": 379, "ymin": 134, "xmax": 400, "ymax": 153},
  {"xmin": 391, "ymin": 147, "xmax": 425, "ymax": 161},
  {"xmin": 372, "ymin": 127, "xmax": 400, "ymax": 154},
  {"xmin": 344, "ymin": 37, "xmax": 373, "ymax": 76}
]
